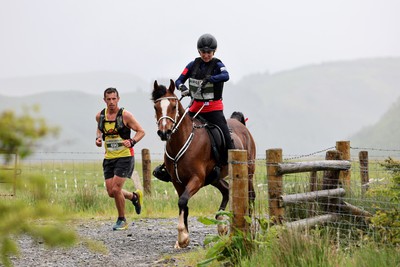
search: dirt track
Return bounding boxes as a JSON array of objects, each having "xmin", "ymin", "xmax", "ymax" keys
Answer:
[{"xmin": 9, "ymin": 217, "xmax": 216, "ymax": 267}]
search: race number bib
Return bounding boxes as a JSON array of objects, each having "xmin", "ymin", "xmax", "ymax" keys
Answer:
[
  {"xmin": 105, "ymin": 138, "xmax": 124, "ymax": 152},
  {"xmin": 188, "ymin": 78, "xmax": 214, "ymax": 101}
]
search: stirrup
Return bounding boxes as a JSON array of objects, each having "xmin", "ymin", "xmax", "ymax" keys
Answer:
[{"xmin": 153, "ymin": 163, "xmax": 171, "ymax": 182}]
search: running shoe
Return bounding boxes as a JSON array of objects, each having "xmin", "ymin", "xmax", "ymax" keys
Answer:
[
  {"xmin": 112, "ymin": 219, "xmax": 128, "ymax": 231},
  {"xmin": 132, "ymin": 189, "xmax": 143, "ymax": 215}
]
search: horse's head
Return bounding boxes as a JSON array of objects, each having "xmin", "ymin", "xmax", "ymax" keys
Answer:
[
  {"xmin": 230, "ymin": 111, "xmax": 247, "ymax": 126},
  {"xmin": 152, "ymin": 79, "xmax": 179, "ymax": 141}
]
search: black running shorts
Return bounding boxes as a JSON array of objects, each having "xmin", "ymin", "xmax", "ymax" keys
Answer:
[{"xmin": 103, "ymin": 156, "xmax": 135, "ymax": 179}]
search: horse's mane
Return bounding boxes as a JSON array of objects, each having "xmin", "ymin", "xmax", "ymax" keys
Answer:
[
  {"xmin": 230, "ymin": 111, "xmax": 246, "ymax": 125},
  {"xmin": 151, "ymin": 84, "xmax": 167, "ymax": 101}
]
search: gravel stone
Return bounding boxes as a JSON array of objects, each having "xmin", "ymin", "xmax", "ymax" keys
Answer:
[{"xmin": 9, "ymin": 217, "xmax": 216, "ymax": 267}]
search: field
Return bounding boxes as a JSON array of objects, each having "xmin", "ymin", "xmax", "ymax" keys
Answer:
[{"xmin": 1, "ymin": 152, "xmax": 400, "ymax": 266}]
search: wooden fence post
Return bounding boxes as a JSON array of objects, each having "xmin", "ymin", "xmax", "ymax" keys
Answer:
[
  {"xmin": 266, "ymin": 149, "xmax": 284, "ymax": 224},
  {"xmin": 308, "ymin": 171, "xmax": 318, "ymax": 217},
  {"xmin": 336, "ymin": 141, "xmax": 351, "ymax": 192},
  {"xmin": 359, "ymin": 151, "xmax": 369, "ymax": 196},
  {"xmin": 141, "ymin": 148, "xmax": 152, "ymax": 196},
  {"xmin": 310, "ymin": 171, "xmax": 318, "ymax": 192},
  {"xmin": 322, "ymin": 150, "xmax": 342, "ymax": 212},
  {"xmin": 229, "ymin": 149, "xmax": 249, "ymax": 234}
]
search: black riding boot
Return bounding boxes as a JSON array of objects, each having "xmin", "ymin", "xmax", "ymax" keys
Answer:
[
  {"xmin": 153, "ymin": 163, "xmax": 171, "ymax": 182},
  {"xmin": 222, "ymin": 137, "xmax": 235, "ymax": 165},
  {"xmin": 227, "ymin": 137, "xmax": 235, "ymax": 150}
]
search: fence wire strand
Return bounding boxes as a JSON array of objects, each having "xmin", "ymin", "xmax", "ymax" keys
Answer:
[{"xmin": 2, "ymin": 148, "xmax": 399, "ymax": 245}]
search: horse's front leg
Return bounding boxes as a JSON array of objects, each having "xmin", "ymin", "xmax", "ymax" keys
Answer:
[
  {"xmin": 175, "ymin": 204, "xmax": 189, "ymax": 249},
  {"xmin": 174, "ymin": 180, "xmax": 201, "ymax": 249}
]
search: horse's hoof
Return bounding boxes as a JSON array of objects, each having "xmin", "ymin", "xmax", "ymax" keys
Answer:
[
  {"xmin": 174, "ymin": 239, "xmax": 190, "ymax": 249},
  {"xmin": 218, "ymin": 224, "xmax": 229, "ymax": 236},
  {"xmin": 216, "ymin": 215, "xmax": 229, "ymax": 236}
]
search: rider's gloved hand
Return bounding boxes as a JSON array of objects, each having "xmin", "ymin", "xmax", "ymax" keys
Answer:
[
  {"xmin": 178, "ymin": 84, "xmax": 190, "ymax": 96},
  {"xmin": 200, "ymin": 75, "xmax": 211, "ymax": 90}
]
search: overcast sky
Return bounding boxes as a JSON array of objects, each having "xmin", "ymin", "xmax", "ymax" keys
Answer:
[{"xmin": 1, "ymin": 0, "xmax": 399, "ymax": 86}]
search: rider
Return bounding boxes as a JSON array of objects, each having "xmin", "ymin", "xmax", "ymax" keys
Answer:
[{"xmin": 153, "ymin": 33, "xmax": 234, "ymax": 182}]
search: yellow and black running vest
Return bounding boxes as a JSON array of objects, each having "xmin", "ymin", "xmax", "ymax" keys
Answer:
[{"xmin": 98, "ymin": 108, "xmax": 133, "ymax": 159}]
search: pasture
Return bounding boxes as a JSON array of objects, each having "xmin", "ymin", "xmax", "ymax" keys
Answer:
[
  {"xmin": 1, "ymin": 156, "xmax": 249, "ymax": 218},
  {"xmin": 2, "ymin": 150, "xmax": 397, "ymax": 223},
  {"xmin": 1, "ymin": 147, "xmax": 399, "ymax": 266}
]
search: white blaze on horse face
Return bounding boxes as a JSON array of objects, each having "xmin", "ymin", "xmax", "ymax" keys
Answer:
[{"xmin": 160, "ymin": 99, "xmax": 170, "ymax": 128}]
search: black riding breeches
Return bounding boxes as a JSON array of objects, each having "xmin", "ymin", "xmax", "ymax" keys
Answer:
[{"xmin": 191, "ymin": 110, "xmax": 234, "ymax": 149}]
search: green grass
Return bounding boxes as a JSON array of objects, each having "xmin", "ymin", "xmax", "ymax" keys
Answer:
[
  {"xmin": 3, "ymin": 158, "xmax": 395, "ymax": 224},
  {"xmin": 4, "ymin": 159, "xmax": 272, "ymax": 219},
  {"xmin": 2, "ymin": 159, "xmax": 399, "ymax": 267},
  {"xmin": 238, "ymin": 228, "xmax": 400, "ymax": 267}
]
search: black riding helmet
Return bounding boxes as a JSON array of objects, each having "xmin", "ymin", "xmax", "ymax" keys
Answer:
[{"xmin": 197, "ymin": 33, "xmax": 217, "ymax": 52}]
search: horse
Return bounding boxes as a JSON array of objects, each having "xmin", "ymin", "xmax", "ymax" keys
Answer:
[
  {"xmin": 230, "ymin": 111, "xmax": 247, "ymax": 126},
  {"xmin": 151, "ymin": 79, "xmax": 256, "ymax": 248}
]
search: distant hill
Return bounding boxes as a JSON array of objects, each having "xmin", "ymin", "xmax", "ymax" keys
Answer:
[
  {"xmin": 350, "ymin": 95, "xmax": 400, "ymax": 153},
  {"xmin": 0, "ymin": 71, "xmax": 149, "ymax": 96},
  {"xmin": 0, "ymin": 90, "xmax": 161, "ymax": 160},
  {"xmin": 1, "ymin": 57, "xmax": 400, "ymax": 159},
  {"xmin": 225, "ymin": 57, "xmax": 400, "ymax": 155}
]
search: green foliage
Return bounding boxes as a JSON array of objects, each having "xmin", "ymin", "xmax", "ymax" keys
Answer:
[
  {"xmin": 197, "ymin": 212, "xmax": 259, "ymax": 266},
  {"xmin": 0, "ymin": 109, "xmax": 75, "ymax": 267},
  {"xmin": 345, "ymin": 243, "xmax": 400, "ymax": 267},
  {"xmin": 370, "ymin": 209, "xmax": 400, "ymax": 245},
  {"xmin": 200, "ymin": 230, "xmax": 256, "ymax": 266},
  {"xmin": 240, "ymin": 227, "xmax": 400, "ymax": 267},
  {"xmin": 0, "ymin": 106, "xmax": 58, "ymax": 163},
  {"xmin": 269, "ymin": 228, "xmax": 341, "ymax": 267},
  {"xmin": 0, "ymin": 175, "xmax": 77, "ymax": 267},
  {"xmin": 380, "ymin": 157, "xmax": 400, "ymax": 171},
  {"xmin": 365, "ymin": 157, "xmax": 400, "ymax": 245},
  {"xmin": 67, "ymin": 186, "xmax": 108, "ymax": 213}
]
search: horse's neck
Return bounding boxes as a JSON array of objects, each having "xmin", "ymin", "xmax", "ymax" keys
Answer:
[{"xmin": 166, "ymin": 108, "xmax": 193, "ymax": 151}]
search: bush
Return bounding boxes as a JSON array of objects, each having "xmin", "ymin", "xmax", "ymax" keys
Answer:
[{"xmin": 367, "ymin": 157, "xmax": 400, "ymax": 245}]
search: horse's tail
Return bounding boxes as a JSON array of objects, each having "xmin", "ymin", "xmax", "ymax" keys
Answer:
[{"xmin": 230, "ymin": 111, "xmax": 247, "ymax": 126}]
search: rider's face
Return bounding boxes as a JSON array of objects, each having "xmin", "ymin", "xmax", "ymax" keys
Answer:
[{"xmin": 199, "ymin": 50, "xmax": 215, "ymax": 62}]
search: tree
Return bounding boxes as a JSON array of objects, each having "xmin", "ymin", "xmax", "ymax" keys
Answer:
[
  {"xmin": 0, "ymin": 105, "xmax": 59, "ymax": 163},
  {"xmin": 0, "ymin": 107, "xmax": 76, "ymax": 267}
]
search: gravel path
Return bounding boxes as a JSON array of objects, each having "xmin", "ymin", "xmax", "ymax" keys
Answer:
[{"xmin": 9, "ymin": 217, "xmax": 217, "ymax": 267}]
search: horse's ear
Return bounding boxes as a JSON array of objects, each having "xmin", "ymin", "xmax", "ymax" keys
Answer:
[
  {"xmin": 154, "ymin": 80, "xmax": 159, "ymax": 90},
  {"xmin": 169, "ymin": 79, "xmax": 175, "ymax": 93}
]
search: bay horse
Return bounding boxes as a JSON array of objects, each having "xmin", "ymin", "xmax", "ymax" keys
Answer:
[{"xmin": 152, "ymin": 79, "xmax": 256, "ymax": 248}]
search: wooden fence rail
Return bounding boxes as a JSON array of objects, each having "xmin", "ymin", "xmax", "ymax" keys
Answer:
[
  {"xmin": 278, "ymin": 160, "xmax": 351, "ymax": 175},
  {"xmin": 263, "ymin": 141, "xmax": 372, "ymax": 230},
  {"xmin": 138, "ymin": 141, "xmax": 372, "ymax": 232},
  {"xmin": 281, "ymin": 188, "xmax": 346, "ymax": 204},
  {"xmin": 267, "ymin": 147, "xmax": 346, "ymax": 225}
]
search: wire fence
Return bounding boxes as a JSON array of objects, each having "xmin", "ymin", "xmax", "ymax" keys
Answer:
[
  {"xmin": 1, "ymin": 146, "xmax": 399, "ymax": 244},
  {"xmin": 250, "ymin": 146, "xmax": 399, "ymax": 246}
]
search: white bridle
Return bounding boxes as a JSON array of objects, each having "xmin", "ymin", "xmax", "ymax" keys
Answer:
[
  {"xmin": 153, "ymin": 96, "xmax": 195, "ymax": 183},
  {"xmin": 154, "ymin": 96, "xmax": 180, "ymax": 132}
]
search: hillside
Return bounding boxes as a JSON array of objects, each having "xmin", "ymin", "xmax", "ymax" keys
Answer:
[
  {"xmin": 0, "ymin": 71, "xmax": 149, "ymax": 96},
  {"xmin": 227, "ymin": 57, "xmax": 400, "ymax": 155},
  {"xmin": 1, "ymin": 57, "xmax": 400, "ymax": 159},
  {"xmin": 0, "ymin": 90, "xmax": 162, "ymax": 160},
  {"xmin": 350, "ymin": 95, "xmax": 400, "ymax": 152}
]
